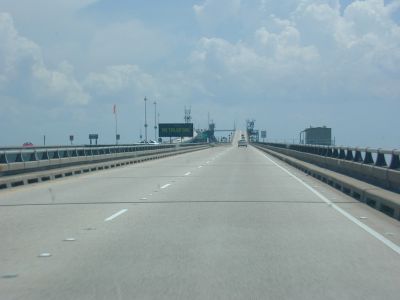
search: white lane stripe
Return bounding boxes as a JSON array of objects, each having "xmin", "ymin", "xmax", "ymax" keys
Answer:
[
  {"xmin": 161, "ymin": 183, "xmax": 171, "ymax": 189},
  {"xmin": 184, "ymin": 172, "xmax": 191, "ymax": 176},
  {"xmin": 105, "ymin": 209, "xmax": 128, "ymax": 222},
  {"xmin": 198, "ymin": 166, "xmax": 202, "ymax": 168},
  {"xmin": 262, "ymin": 153, "xmax": 400, "ymax": 255}
]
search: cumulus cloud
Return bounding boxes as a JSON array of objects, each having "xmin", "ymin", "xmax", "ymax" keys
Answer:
[
  {"xmin": 88, "ymin": 19, "xmax": 172, "ymax": 68},
  {"xmin": 84, "ymin": 65, "xmax": 157, "ymax": 99},
  {"xmin": 0, "ymin": 13, "xmax": 41, "ymax": 85},
  {"xmin": 0, "ymin": 12, "xmax": 90, "ymax": 105},
  {"xmin": 190, "ymin": 0, "xmax": 400, "ymax": 103},
  {"xmin": 32, "ymin": 62, "xmax": 90, "ymax": 105},
  {"xmin": 1, "ymin": 0, "xmax": 399, "ymax": 146},
  {"xmin": 193, "ymin": 0, "xmax": 242, "ymax": 30},
  {"xmin": 194, "ymin": 0, "xmax": 242, "ymax": 18}
]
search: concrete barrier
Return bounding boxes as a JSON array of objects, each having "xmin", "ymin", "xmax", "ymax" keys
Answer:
[
  {"xmin": 0, "ymin": 144, "xmax": 209, "ymax": 191},
  {"xmin": 254, "ymin": 144, "xmax": 400, "ymax": 221},
  {"xmin": 254, "ymin": 143, "xmax": 400, "ymax": 193},
  {"xmin": 0, "ymin": 144, "xmax": 205, "ymax": 175}
]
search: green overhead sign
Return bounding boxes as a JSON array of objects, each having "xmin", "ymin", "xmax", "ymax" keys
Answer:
[{"xmin": 159, "ymin": 123, "xmax": 194, "ymax": 138}]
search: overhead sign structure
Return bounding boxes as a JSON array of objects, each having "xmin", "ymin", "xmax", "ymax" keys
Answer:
[{"xmin": 159, "ymin": 123, "xmax": 194, "ymax": 138}]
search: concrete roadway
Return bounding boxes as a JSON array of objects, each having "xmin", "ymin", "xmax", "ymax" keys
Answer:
[{"xmin": 1, "ymin": 135, "xmax": 400, "ymax": 299}]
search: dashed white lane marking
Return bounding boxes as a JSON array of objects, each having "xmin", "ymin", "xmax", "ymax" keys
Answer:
[
  {"xmin": 38, "ymin": 253, "xmax": 52, "ymax": 258},
  {"xmin": 262, "ymin": 153, "xmax": 400, "ymax": 255},
  {"xmin": 184, "ymin": 172, "xmax": 191, "ymax": 176},
  {"xmin": 160, "ymin": 183, "xmax": 171, "ymax": 189},
  {"xmin": 105, "ymin": 209, "xmax": 128, "ymax": 222},
  {"xmin": 198, "ymin": 166, "xmax": 203, "ymax": 169},
  {"xmin": 63, "ymin": 238, "xmax": 76, "ymax": 242}
]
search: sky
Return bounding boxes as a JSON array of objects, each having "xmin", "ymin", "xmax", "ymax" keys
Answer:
[{"xmin": 0, "ymin": 0, "xmax": 399, "ymax": 148}]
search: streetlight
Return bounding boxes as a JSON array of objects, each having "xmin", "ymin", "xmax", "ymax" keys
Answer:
[
  {"xmin": 144, "ymin": 97, "xmax": 148, "ymax": 142},
  {"xmin": 153, "ymin": 101, "xmax": 157, "ymax": 141}
]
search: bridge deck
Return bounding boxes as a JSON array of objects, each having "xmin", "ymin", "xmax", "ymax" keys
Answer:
[{"xmin": 1, "ymin": 141, "xmax": 400, "ymax": 299}]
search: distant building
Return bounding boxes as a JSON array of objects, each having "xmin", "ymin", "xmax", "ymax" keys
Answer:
[{"xmin": 301, "ymin": 126, "xmax": 332, "ymax": 146}]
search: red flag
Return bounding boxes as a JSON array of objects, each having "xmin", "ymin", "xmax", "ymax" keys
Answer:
[{"xmin": 113, "ymin": 104, "xmax": 116, "ymax": 114}]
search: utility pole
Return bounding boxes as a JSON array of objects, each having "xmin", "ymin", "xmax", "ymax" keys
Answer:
[
  {"xmin": 153, "ymin": 101, "xmax": 157, "ymax": 141},
  {"xmin": 113, "ymin": 104, "xmax": 118, "ymax": 145},
  {"xmin": 144, "ymin": 97, "xmax": 148, "ymax": 142}
]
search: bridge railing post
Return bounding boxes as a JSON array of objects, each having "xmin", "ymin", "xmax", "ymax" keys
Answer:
[
  {"xmin": 345, "ymin": 148, "xmax": 354, "ymax": 161},
  {"xmin": 363, "ymin": 150, "xmax": 374, "ymax": 164},
  {"xmin": 375, "ymin": 150, "xmax": 387, "ymax": 167},
  {"xmin": 354, "ymin": 149, "xmax": 363, "ymax": 162},
  {"xmin": 389, "ymin": 152, "xmax": 400, "ymax": 169},
  {"xmin": 339, "ymin": 148, "xmax": 346, "ymax": 159}
]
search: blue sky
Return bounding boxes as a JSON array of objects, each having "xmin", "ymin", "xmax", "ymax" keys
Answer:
[{"xmin": 0, "ymin": 0, "xmax": 399, "ymax": 148}]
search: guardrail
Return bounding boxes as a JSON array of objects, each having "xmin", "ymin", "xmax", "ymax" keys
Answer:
[
  {"xmin": 253, "ymin": 142, "xmax": 400, "ymax": 193},
  {"xmin": 0, "ymin": 143, "xmax": 206, "ymax": 176},
  {"xmin": 263, "ymin": 143, "xmax": 400, "ymax": 169},
  {"xmin": 253, "ymin": 143, "xmax": 400, "ymax": 220},
  {"xmin": 0, "ymin": 143, "xmax": 209, "ymax": 190}
]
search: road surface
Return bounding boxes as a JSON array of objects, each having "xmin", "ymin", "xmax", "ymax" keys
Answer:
[{"xmin": 1, "ymin": 135, "xmax": 400, "ymax": 299}]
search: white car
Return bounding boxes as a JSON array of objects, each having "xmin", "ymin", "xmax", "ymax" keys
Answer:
[{"xmin": 238, "ymin": 139, "xmax": 247, "ymax": 147}]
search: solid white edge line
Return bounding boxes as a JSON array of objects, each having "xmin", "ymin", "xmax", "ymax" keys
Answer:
[
  {"xmin": 161, "ymin": 183, "xmax": 171, "ymax": 189},
  {"xmin": 105, "ymin": 209, "xmax": 128, "ymax": 222},
  {"xmin": 260, "ymin": 151, "xmax": 400, "ymax": 255}
]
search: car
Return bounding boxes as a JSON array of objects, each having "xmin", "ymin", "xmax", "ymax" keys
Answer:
[
  {"xmin": 238, "ymin": 139, "xmax": 247, "ymax": 147},
  {"xmin": 22, "ymin": 142, "xmax": 34, "ymax": 147}
]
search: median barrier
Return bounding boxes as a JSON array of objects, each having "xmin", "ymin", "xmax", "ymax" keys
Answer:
[
  {"xmin": 0, "ymin": 144, "xmax": 209, "ymax": 190},
  {"xmin": 0, "ymin": 143, "xmax": 208, "ymax": 175}
]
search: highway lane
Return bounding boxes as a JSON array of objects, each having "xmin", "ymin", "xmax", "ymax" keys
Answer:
[{"xmin": 1, "ymin": 139, "xmax": 400, "ymax": 299}]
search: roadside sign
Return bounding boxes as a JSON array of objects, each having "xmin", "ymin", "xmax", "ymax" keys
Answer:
[{"xmin": 261, "ymin": 131, "xmax": 267, "ymax": 139}]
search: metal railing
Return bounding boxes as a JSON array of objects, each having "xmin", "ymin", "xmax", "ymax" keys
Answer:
[
  {"xmin": 0, "ymin": 143, "xmax": 207, "ymax": 175},
  {"xmin": 253, "ymin": 143, "xmax": 400, "ymax": 220},
  {"xmin": 261, "ymin": 143, "xmax": 400, "ymax": 170},
  {"xmin": 254, "ymin": 142, "xmax": 400, "ymax": 193}
]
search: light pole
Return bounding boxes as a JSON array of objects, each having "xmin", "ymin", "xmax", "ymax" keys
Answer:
[
  {"xmin": 153, "ymin": 101, "xmax": 157, "ymax": 141},
  {"xmin": 113, "ymin": 104, "xmax": 118, "ymax": 145},
  {"xmin": 144, "ymin": 97, "xmax": 148, "ymax": 142}
]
